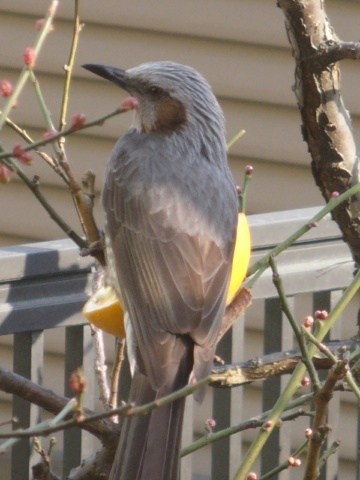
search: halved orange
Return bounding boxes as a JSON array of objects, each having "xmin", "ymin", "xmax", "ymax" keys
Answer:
[{"xmin": 82, "ymin": 285, "xmax": 125, "ymax": 337}]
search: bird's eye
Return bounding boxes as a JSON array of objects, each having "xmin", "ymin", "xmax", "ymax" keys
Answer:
[{"xmin": 148, "ymin": 85, "xmax": 163, "ymax": 96}]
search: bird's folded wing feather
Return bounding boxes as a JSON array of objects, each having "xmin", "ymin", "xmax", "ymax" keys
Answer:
[{"xmin": 103, "ymin": 134, "xmax": 236, "ymax": 388}]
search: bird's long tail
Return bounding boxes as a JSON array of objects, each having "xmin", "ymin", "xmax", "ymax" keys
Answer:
[{"xmin": 110, "ymin": 351, "xmax": 192, "ymax": 480}]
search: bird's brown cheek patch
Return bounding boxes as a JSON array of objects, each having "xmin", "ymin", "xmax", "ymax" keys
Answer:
[{"xmin": 154, "ymin": 98, "xmax": 187, "ymax": 133}]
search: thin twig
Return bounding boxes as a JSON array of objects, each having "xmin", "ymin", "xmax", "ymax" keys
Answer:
[
  {"xmin": 3, "ymin": 115, "xmax": 68, "ymax": 181},
  {"xmin": 181, "ymin": 394, "xmax": 313, "ymax": 457},
  {"xmin": 0, "ymin": 1, "xmax": 59, "ymax": 131},
  {"xmin": 109, "ymin": 338, "xmax": 126, "ymax": 412},
  {"xmin": 303, "ymin": 326, "xmax": 360, "ymax": 403},
  {"xmin": 59, "ymin": 0, "xmax": 81, "ymax": 132},
  {"xmin": 0, "ymin": 398, "xmax": 77, "ymax": 453},
  {"xmin": 233, "ymin": 269, "xmax": 360, "ymax": 479},
  {"xmin": 91, "ymin": 327, "xmax": 110, "ymax": 409},
  {"xmin": 29, "ymin": 70, "xmax": 67, "ymax": 178},
  {"xmin": 227, "ymin": 129, "xmax": 246, "ymax": 152},
  {"xmin": 0, "ymin": 376, "xmax": 211, "ymax": 440},
  {"xmin": 0, "ymin": 145, "xmax": 86, "ymax": 248},
  {"xmin": 270, "ymin": 256, "xmax": 320, "ymax": 389},
  {"xmin": 260, "ymin": 439, "xmax": 308, "ymax": 480},
  {"xmin": 0, "ymin": 106, "xmax": 132, "ymax": 161},
  {"xmin": 246, "ymin": 183, "xmax": 360, "ymax": 287}
]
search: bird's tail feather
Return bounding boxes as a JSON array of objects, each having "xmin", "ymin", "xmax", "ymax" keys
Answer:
[{"xmin": 109, "ymin": 372, "xmax": 186, "ymax": 480}]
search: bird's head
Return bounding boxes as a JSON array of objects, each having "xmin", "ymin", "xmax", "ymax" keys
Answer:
[{"xmin": 82, "ymin": 61, "xmax": 224, "ymax": 138}]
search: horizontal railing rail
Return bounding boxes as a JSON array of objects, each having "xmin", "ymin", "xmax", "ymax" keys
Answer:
[{"xmin": 0, "ymin": 207, "xmax": 357, "ymax": 480}]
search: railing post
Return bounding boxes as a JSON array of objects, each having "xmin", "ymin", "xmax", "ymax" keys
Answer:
[
  {"xmin": 212, "ymin": 312, "xmax": 245, "ymax": 480},
  {"xmin": 261, "ymin": 298, "xmax": 282, "ymax": 477},
  {"xmin": 261, "ymin": 296, "xmax": 294, "ymax": 478},
  {"xmin": 63, "ymin": 324, "xmax": 95, "ymax": 478},
  {"xmin": 11, "ymin": 331, "xmax": 44, "ymax": 480},
  {"xmin": 181, "ymin": 396, "xmax": 194, "ymax": 480},
  {"xmin": 212, "ymin": 329, "xmax": 232, "ymax": 480},
  {"xmin": 229, "ymin": 313, "xmax": 245, "ymax": 478}
]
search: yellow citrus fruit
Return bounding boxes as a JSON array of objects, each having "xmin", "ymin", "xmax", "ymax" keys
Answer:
[
  {"xmin": 226, "ymin": 212, "xmax": 251, "ymax": 305},
  {"xmin": 83, "ymin": 213, "xmax": 250, "ymax": 336},
  {"xmin": 82, "ymin": 285, "xmax": 125, "ymax": 337}
]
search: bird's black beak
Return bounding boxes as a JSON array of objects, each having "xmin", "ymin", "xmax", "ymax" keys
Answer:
[{"xmin": 82, "ymin": 64, "xmax": 130, "ymax": 91}]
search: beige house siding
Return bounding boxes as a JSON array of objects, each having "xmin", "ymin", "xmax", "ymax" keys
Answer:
[
  {"xmin": 1, "ymin": 0, "xmax": 359, "ymax": 245},
  {"xmin": 0, "ymin": 2, "xmax": 359, "ymax": 479}
]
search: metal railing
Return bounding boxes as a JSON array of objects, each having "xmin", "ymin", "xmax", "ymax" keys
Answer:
[{"xmin": 0, "ymin": 207, "xmax": 358, "ymax": 480}]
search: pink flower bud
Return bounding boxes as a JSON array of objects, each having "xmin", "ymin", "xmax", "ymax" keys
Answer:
[
  {"xmin": 330, "ymin": 191, "xmax": 340, "ymax": 199},
  {"xmin": 43, "ymin": 129, "xmax": 59, "ymax": 140},
  {"xmin": 245, "ymin": 164, "xmax": 254, "ymax": 175},
  {"xmin": 24, "ymin": 47, "xmax": 36, "ymax": 68},
  {"xmin": 246, "ymin": 473, "xmax": 257, "ymax": 480},
  {"xmin": 288, "ymin": 456, "xmax": 296, "ymax": 466},
  {"xmin": 314, "ymin": 310, "xmax": 329, "ymax": 320},
  {"xmin": 305, "ymin": 428, "xmax": 313, "ymax": 438},
  {"xmin": 0, "ymin": 80, "xmax": 13, "ymax": 97},
  {"xmin": 71, "ymin": 113, "xmax": 86, "ymax": 130},
  {"xmin": 69, "ymin": 369, "xmax": 87, "ymax": 395},
  {"xmin": 301, "ymin": 376, "xmax": 310, "ymax": 387},
  {"xmin": 12, "ymin": 144, "xmax": 32, "ymax": 165},
  {"xmin": 121, "ymin": 96, "xmax": 139, "ymax": 110},
  {"xmin": 288, "ymin": 456, "xmax": 301, "ymax": 467},
  {"xmin": 303, "ymin": 315, "xmax": 314, "ymax": 328},
  {"xmin": 0, "ymin": 164, "xmax": 12, "ymax": 183},
  {"xmin": 263, "ymin": 420, "xmax": 273, "ymax": 430},
  {"xmin": 206, "ymin": 418, "xmax": 216, "ymax": 429},
  {"xmin": 35, "ymin": 18, "xmax": 54, "ymax": 32}
]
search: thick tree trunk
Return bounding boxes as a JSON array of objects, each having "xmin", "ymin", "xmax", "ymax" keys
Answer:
[{"xmin": 278, "ymin": 0, "xmax": 360, "ymax": 265}]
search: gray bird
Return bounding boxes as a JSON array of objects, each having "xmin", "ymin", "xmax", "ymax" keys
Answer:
[{"xmin": 82, "ymin": 61, "xmax": 238, "ymax": 480}]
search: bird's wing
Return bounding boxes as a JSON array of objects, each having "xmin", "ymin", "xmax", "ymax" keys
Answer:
[{"xmin": 103, "ymin": 133, "xmax": 237, "ymax": 389}]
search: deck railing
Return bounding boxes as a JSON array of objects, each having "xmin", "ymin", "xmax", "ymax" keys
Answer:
[{"xmin": 0, "ymin": 207, "xmax": 358, "ymax": 480}]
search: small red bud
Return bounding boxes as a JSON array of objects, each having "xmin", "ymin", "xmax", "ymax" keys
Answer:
[
  {"xmin": 245, "ymin": 164, "xmax": 254, "ymax": 175},
  {"xmin": 206, "ymin": 418, "xmax": 216, "ymax": 429},
  {"xmin": 288, "ymin": 456, "xmax": 296, "ymax": 466},
  {"xmin": 71, "ymin": 113, "xmax": 86, "ymax": 130},
  {"xmin": 121, "ymin": 96, "xmax": 139, "ymax": 110},
  {"xmin": 303, "ymin": 315, "xmax": 314, "ymax": 328},
  {"xmin": 35, "ymin": 19, "xmax": 45, "ymax": 31},
  {"xmin": 301, "ymin": 376, "xmax": 310, "ymax": 387},
  {"xmin": 35, "ymin": 18, "xmax": 54, "ymax": 32},
  {"xmin": 43, "ymin": 129, "xmax": 59, "ymax": 140},
  {"xmin": 288, "ymin": 456, "xmax": 301, "ymax": 467},
  {"xmin": 330, "ymin": 191, "xmax": 340, "ymax": 199},
  {"xmin": 314, "ymin": 310, "xmax": 329, "ymax": 320},
  {"xmin": 305, "ymin": 428, "xmax": 313, "ymax": 438},
  {"xmin": 263, "ymin": 420, "xmax": 273, "ymax": 430},
  {"xmin": 12, "ymin": 144, "xmax": 32, "ymax": 165},
  {"xmin": 69, "ymin": 369, "xmax": 87, "ymax": 395},
  {"xmin": 246, "ymin": 473, "xmax": 257, "ymax": 480},
  {"xmin": 0, "ymin": 80, "xmax": 13, "ymax": 97},
  {"xmin": 24, "ymin": 47, "xmax": 36, "ymax": 68},
  {"xmin": 0, "ymin": 164, "xmax": 12, "ymax": 183}
]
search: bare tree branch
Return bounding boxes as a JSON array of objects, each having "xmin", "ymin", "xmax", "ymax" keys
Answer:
[
  {"xmin": 0, "ymin": 368, "xmax": 118, "ymax": 445},
  {"xmin": 278, "ymin": 0, "xmax": 360, "ymax": 265},
  {"xmin": 304, "ymin": 360, "xmax": 348, "ymax": 480},
  {"xmin": 210, "ymin": 338, "xmax": 356, "ymax": 387}
]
